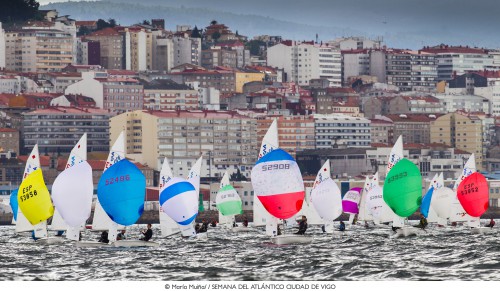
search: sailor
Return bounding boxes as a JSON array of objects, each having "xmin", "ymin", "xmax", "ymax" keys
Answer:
[
  {"xmin": 486, "ymin": 218, "xmax": 496, "ymax": 228},
  {"xmin": 242, "ymin": 218, "xmax": 249, "ymax": 227},
  {"xmin": 116, "ymin": 229, "xmax": 127, "ymax": 240},
  {"xmin": 140, "ymin": 224, "xmax": 153, "ymax": 241},
  {"xmin": 339, "ymin": 221, "xmax": 346, "ymax": 231},
  {"xmin": 417, "ymin": 214, "xmax": 428, "ymax": 230},
  {"xmin": 295, "ymin": 215, "xmax": 308, "ymax": 235},
  {"xmin": 98, "ymin": 231, "xmax": 109, "ymax": 243}
]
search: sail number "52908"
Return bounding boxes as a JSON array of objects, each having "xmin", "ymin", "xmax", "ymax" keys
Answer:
[
  {"xmin": 105, "ymin": 175, "xmax": 130, "ymax": 185},
  {"xmin": 262, "ymin": 164, "xmax": 290, "ymax": 171}
]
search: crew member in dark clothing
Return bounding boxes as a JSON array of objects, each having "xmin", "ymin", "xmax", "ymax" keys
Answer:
[
  {"xmin": 211, "ymin": 220, "xmax": 217, "ymax": 227},
  {"xmin": 486, "ymin": 218, "xmax": 496, "ymax": 228},
  {"xmin": 417, "ymin": 214, "xmax": 428, "ymax": 230},
  {"xmin": 392, "ymin": 226, "xmax": 401, "ymax": 233},
  {"xmin": 198, "ymin": 220, "xmax": 209, "ymax": 233},
  {"xmin": 339, "ymin": 221, "xmax": 346, "ymax": 231},
  {"xmin": 243, "ymin": 218, "xmax": 248, "ymax": 227},
  {"xmin": 195, "ymin": 223, "xmax": 201, "ymax": 233},
  {"xmin": 98, "ymin": 231, "xmax": 109, "ymax": 243},
  {"xmin": 295, "ymin": 215, "xmax": 308, "ymax": 235},
  {"xmin": 140, "ymin": 224, "xmax": 153, "ymax": 241}
]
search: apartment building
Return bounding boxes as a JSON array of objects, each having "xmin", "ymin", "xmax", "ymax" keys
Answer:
[{"xmin": 313, "ymin": 114, "xmax": 371, "ymax": 149}]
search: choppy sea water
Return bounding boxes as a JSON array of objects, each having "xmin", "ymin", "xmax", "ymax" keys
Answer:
[{"xmin": 0, "ymin": 222, "xmax": 499, "ymax": 281}]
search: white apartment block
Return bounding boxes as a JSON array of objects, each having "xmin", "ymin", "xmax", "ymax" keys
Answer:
[
  {"xmin": 110, "ymin": 110, "xmax": 258, "ymax": 179},
  {"xmin": 5, "ymin": 29, "xmax": 73, "ymax": 72},
  {"xmin": 314, "ymin": 114, "xmax": 371, "ymax": 148},
  {"xmin": 327, "ymin": 36, "xmax": 383, "ymax": 50},
  {"xmin": 342, "ymin": 50, "xmax": 370, "ymax": 84},
  {"xmin": 267, "ymin": 41, "xmax": 342, "ymax": 87},
  {"xmin": 0, "ymin": 23, "xmax": 5, "ymax": 69}
]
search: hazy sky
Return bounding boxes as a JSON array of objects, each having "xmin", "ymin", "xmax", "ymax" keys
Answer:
[{"xmin": 38, "ymin": 0, "xmax": 500, "ymax": 49}]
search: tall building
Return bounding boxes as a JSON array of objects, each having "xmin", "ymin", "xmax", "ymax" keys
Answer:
[
  {"xmin": 141, "ymin": 79, "xmax": 200, "ymax": 110},
  {"xmin": 420, "ymin": 45, "xmax": 493, "ymax": 81},
  {"xmin": 430, "ymin": 111, "xmax": 483, "ymax": 170},
  {"xmin": 385, "ymin": 113, "xmax": 440, "ymax": 144},
  {"xmin": 256, "ymin": 115, "xmax": 315, "ymax": 158},
  {"xmin": 5, "ymin": 29, "xmax": 73, "ymax": 72},
  {"xmin": 0, "ymin": 22, "xmax": 5, "ymax": 69},
  {"xmin": 85, "ymin": 27, "xmax": 124, "ymax": 69},
  {"xmin": 385, "ymin": 50, "xmax": 438, "ymax": 92},
  {"xmin": 267, "ymin": 41, "xmax": 342, "ymax": 87},
  {"xmin": 313, "ymin": 114, "xmax": 371, "ymax": 148},
  {"xmin": 122, "ymin": 26, "xmax": 153, "ymax": 72},
  {"xmin": 109, "ymin": 110, "xmax": 258, "ymax": 178},
  {"xmin": 23, "ymin": 106, "xmax": 111, "ymax": 154}
]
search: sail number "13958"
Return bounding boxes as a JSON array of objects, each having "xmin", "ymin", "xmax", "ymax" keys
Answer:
[{"xmin": 105, "ymin": 175, "xmax": 130, "ymax": 185}]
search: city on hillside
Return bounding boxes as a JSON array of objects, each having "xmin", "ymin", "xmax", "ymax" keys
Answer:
[{"xmin": 1, "ymin": 5, "xmax": 500, "ymax": 218}]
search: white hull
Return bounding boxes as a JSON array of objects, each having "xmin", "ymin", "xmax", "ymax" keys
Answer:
[
  {"xmin": 112, "ymin": 240, "xmax": 160, "ymax": 247},
  {"xmin": 76, "ymin": 241, "xmax": 112, "ymax": 248},
  {"xmin": 270, "ymin": 234, "xmax": 313, "ymax": 245},
  {"xmin": 185, "ymin": 232, "xmax": 208, "ymax": 241},
  {"xmin": 231, "ymin": 226, "xmax": 255, "ymax": 233},
  {"xmin": 394, "ymin": 227, "xmax": 419, "ymax": 238},
  {"xmin": 471, "ymin": 227, "xmax": 493, "ymax": 235},
  {"xmin": 36, "ymin": 237, "xmax": 66, "ymax": 245}
]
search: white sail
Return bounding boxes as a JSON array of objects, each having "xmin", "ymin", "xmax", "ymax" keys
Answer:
[
  {"xmin": 431, "ymin": 187, "xmax": 455, "ymax": 220},
  {"xmin": 425, "ymin": 173, "xmax": 440, "ymax": 224},
  {"xmin": 255, "ymin": 119, "xmax": 279, "ymax": 235},
  {"xmin": 358, "ymin": 176, "xmax": 374, "ymax": 222},
  {"xmin": 450, "ymin": 154, "xmax": 476, "ymax": 223},
  {"xmin": 51, "ymin": 161, "xmax": 93, "ymax": 240},
  {"xmin": 50, "ymin": 133, "xmax": 88, "ymax": 233},
  {"xmin": 258, "ymin": 119, "xmax": 279, "ymax": 159},
  {"xmin": 92, "ymin": 131, "xmax": 125, "ymax": 231},
  {"xmin": 386, "ymin": 135, "xmax": 403, "ymax": 174},
  {"xmin": 297, "ymin": 187, "xmax": 323, "ymax": 225},
  {"xmin": 16, "ymin": 145, "xmax": 41, "ymax": 233},
  {"xmin": 311, "ymin": 160, "xmax": 342, "ymax": 223},
  {"xmin": 386, "ymin": 136, "xmax": 405, "ymax": 227},
  {"xmin": 187, "ymin": 156, "xmax": 203, "ymax": 197},
  {"xmin": 158, "ymin": 157, "xmax": 180, "ymax": 237}
]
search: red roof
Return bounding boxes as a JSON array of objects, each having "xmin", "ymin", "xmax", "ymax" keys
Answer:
[
  {"xmin": 25, "ymin": 106, "xmax": 111, "ymax": 115},
  {"xmin": 18, "ymin": 155, "xmax": 50, "ymax": 167},
  {"xmin": 56, "ymin": 158, "xmax": 146, "ymax": 171},
  {"xmin": 146, "ymin": 109, "xmax": 251, "ymax": 119},
  {"xmin": 88, "ymin": 27, "xmax": 120, "ymax": 37},
  {"xmin": 0, "ymin": 128, "xmax": 17, "ymax": 132},
  {"xmin": 420, "ymin": 45, "xmax": 488, "ymax": 54},
  {"xmin": 399, "ymin": 95, "xmax": 440, "ymax": 103}
]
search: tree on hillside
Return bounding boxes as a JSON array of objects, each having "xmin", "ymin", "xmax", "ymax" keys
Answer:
[
  {"xmin": 191, "ymin": 26, "xmax": 202, "ymax": 38},
  {"xmin": 230, "ymin": 168, "xmax": 247, "ymax": 181},
  {"xmin": 142, "ymin": 20, "xmax": 151, "ymax": 26},
  {"xmin": 211, "ymin": 32, "xmax": 221, "ymax": 43},
  {"xmin": 245, "ymin": 40, "xmax": 266, "ymax": 56},
  {"xmin": 77, "ymin": 26, "xmax": 91, "ymax": 37},
  {"xmin": 96, "ymin": 18, "xmax": 117, "ymax": 30},
  {"xmin": 210, "ymin": 20, "xmax": 218, "ymax": 26},
  {"xmin": 0, "ymin": 0, "xmax": 40, "ymax": 23}
]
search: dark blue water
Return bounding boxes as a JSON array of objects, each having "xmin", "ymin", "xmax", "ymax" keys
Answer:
[{"xmin": 0, "ymin": 223, "xmax": 498, "ymax": 281}]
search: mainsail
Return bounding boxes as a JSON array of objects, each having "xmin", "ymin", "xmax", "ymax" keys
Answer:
[{"xmin": 311, "ymin": 160, "xmax": 342, "ymax": 226}]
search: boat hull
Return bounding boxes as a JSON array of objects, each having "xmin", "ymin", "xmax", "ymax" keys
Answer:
[
  {"xmin": 231, "ymin": 226, "xmax": 254, "ymax": 233},
  {"xmin": 76, "ymin": 241, "xmax": 112, "ymax": 248},
  {"xmin": 394, "ymin": 227, "xmax": 419, "ymax": 238},
  {"xmin": 112, "ymin": 240, "xmax": 160, "ymax": 247},
  {"xmin": 270, "ymin": 234, "xmax": 313, "ymax": 245},
  {"xmin": 471, "ymin": 227, "xmax": 493, "ymax": 234},
  {"xmin": 36, "ymin": 237, "xmax": 65, "ymax": 245}
]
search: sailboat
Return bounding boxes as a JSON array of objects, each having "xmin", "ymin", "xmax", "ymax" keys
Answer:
[
  {"xmin": 99, "ymin": 159, "xmax": 157, "ymax": 247},
  {"xmin": 158, "ymin": 157, "xmax": 180, "ymax": 237},
  {"xmin": 50, "ymin": 133, "xmax": 92, "ymax": 242},
  {"xmin": 457, "ymin": 172, "xmax": 490, "ymax": 234},
  {"xmin": 450, "ymin": 154, "xmax": 478, "ymax": 227},
  {"xmin": 252, "ymin": 120, "xmax": 279, "ymax": 236},
  {"xmin": 216, "ymin": 171, "xmax": 248, "ymax": 232},
  {"xmin": 251, "ymin": 120, "xmax": 310, "ymax": 245},
  {"xmin": 15, "ymin": 145, "xmax": 49, "ymax": 239},
  {"xmin": 342, "ymin": 187, "xmax": 362, "ymax": 227},
  {"xmin": 420, "ymin": 173, "xmax": 446, "ymax": 226},
  {"xmin": 383, "ymin": 158, "xmax": 423, "ymax": 237},
  {"xmin": 357, "ymin": 175, "xmax": 374, "ymax": 226},
  {"xmin": 385, "ymin": 136, "xmax": 406, "ymax": 228},
  {"xmin": 366, "ymin": 172, "xmax": 394, "ymax": 225},
  {"xmin": 159, "ymin": 156, "xmax": 204, "ymax": 240},
  {"xmin": 77, "ymin": 132, "xmax": 126, "ymax": 247},
  {"xmin": 9, "ymin": 189, "xmax": 18, "ymax": 225},
  {"xmin": 310, "ymin": 160, "xmax": 343, "ymax": 234},
  {"xmin": 17, "ymin": 168, "xmax": 54, "ymax": 242}
]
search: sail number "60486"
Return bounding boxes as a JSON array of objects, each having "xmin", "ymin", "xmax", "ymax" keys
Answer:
[
  {"xmin": 105, "ymin": 175, "xmax": 130, "ymax": 185},
  {"xmin": 262, "ymin": 164, "xmax": 290, "ymax": 171}
]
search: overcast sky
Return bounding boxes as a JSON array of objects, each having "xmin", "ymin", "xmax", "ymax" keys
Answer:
[{"xmin": 38, "ymin": 0, "xmax": 500, "ymax": 49}]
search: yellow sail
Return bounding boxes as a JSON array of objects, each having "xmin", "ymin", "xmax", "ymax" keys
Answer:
[{"xmin": 17, "ymin": 169, "xmax": 54, "ymax": 225}]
